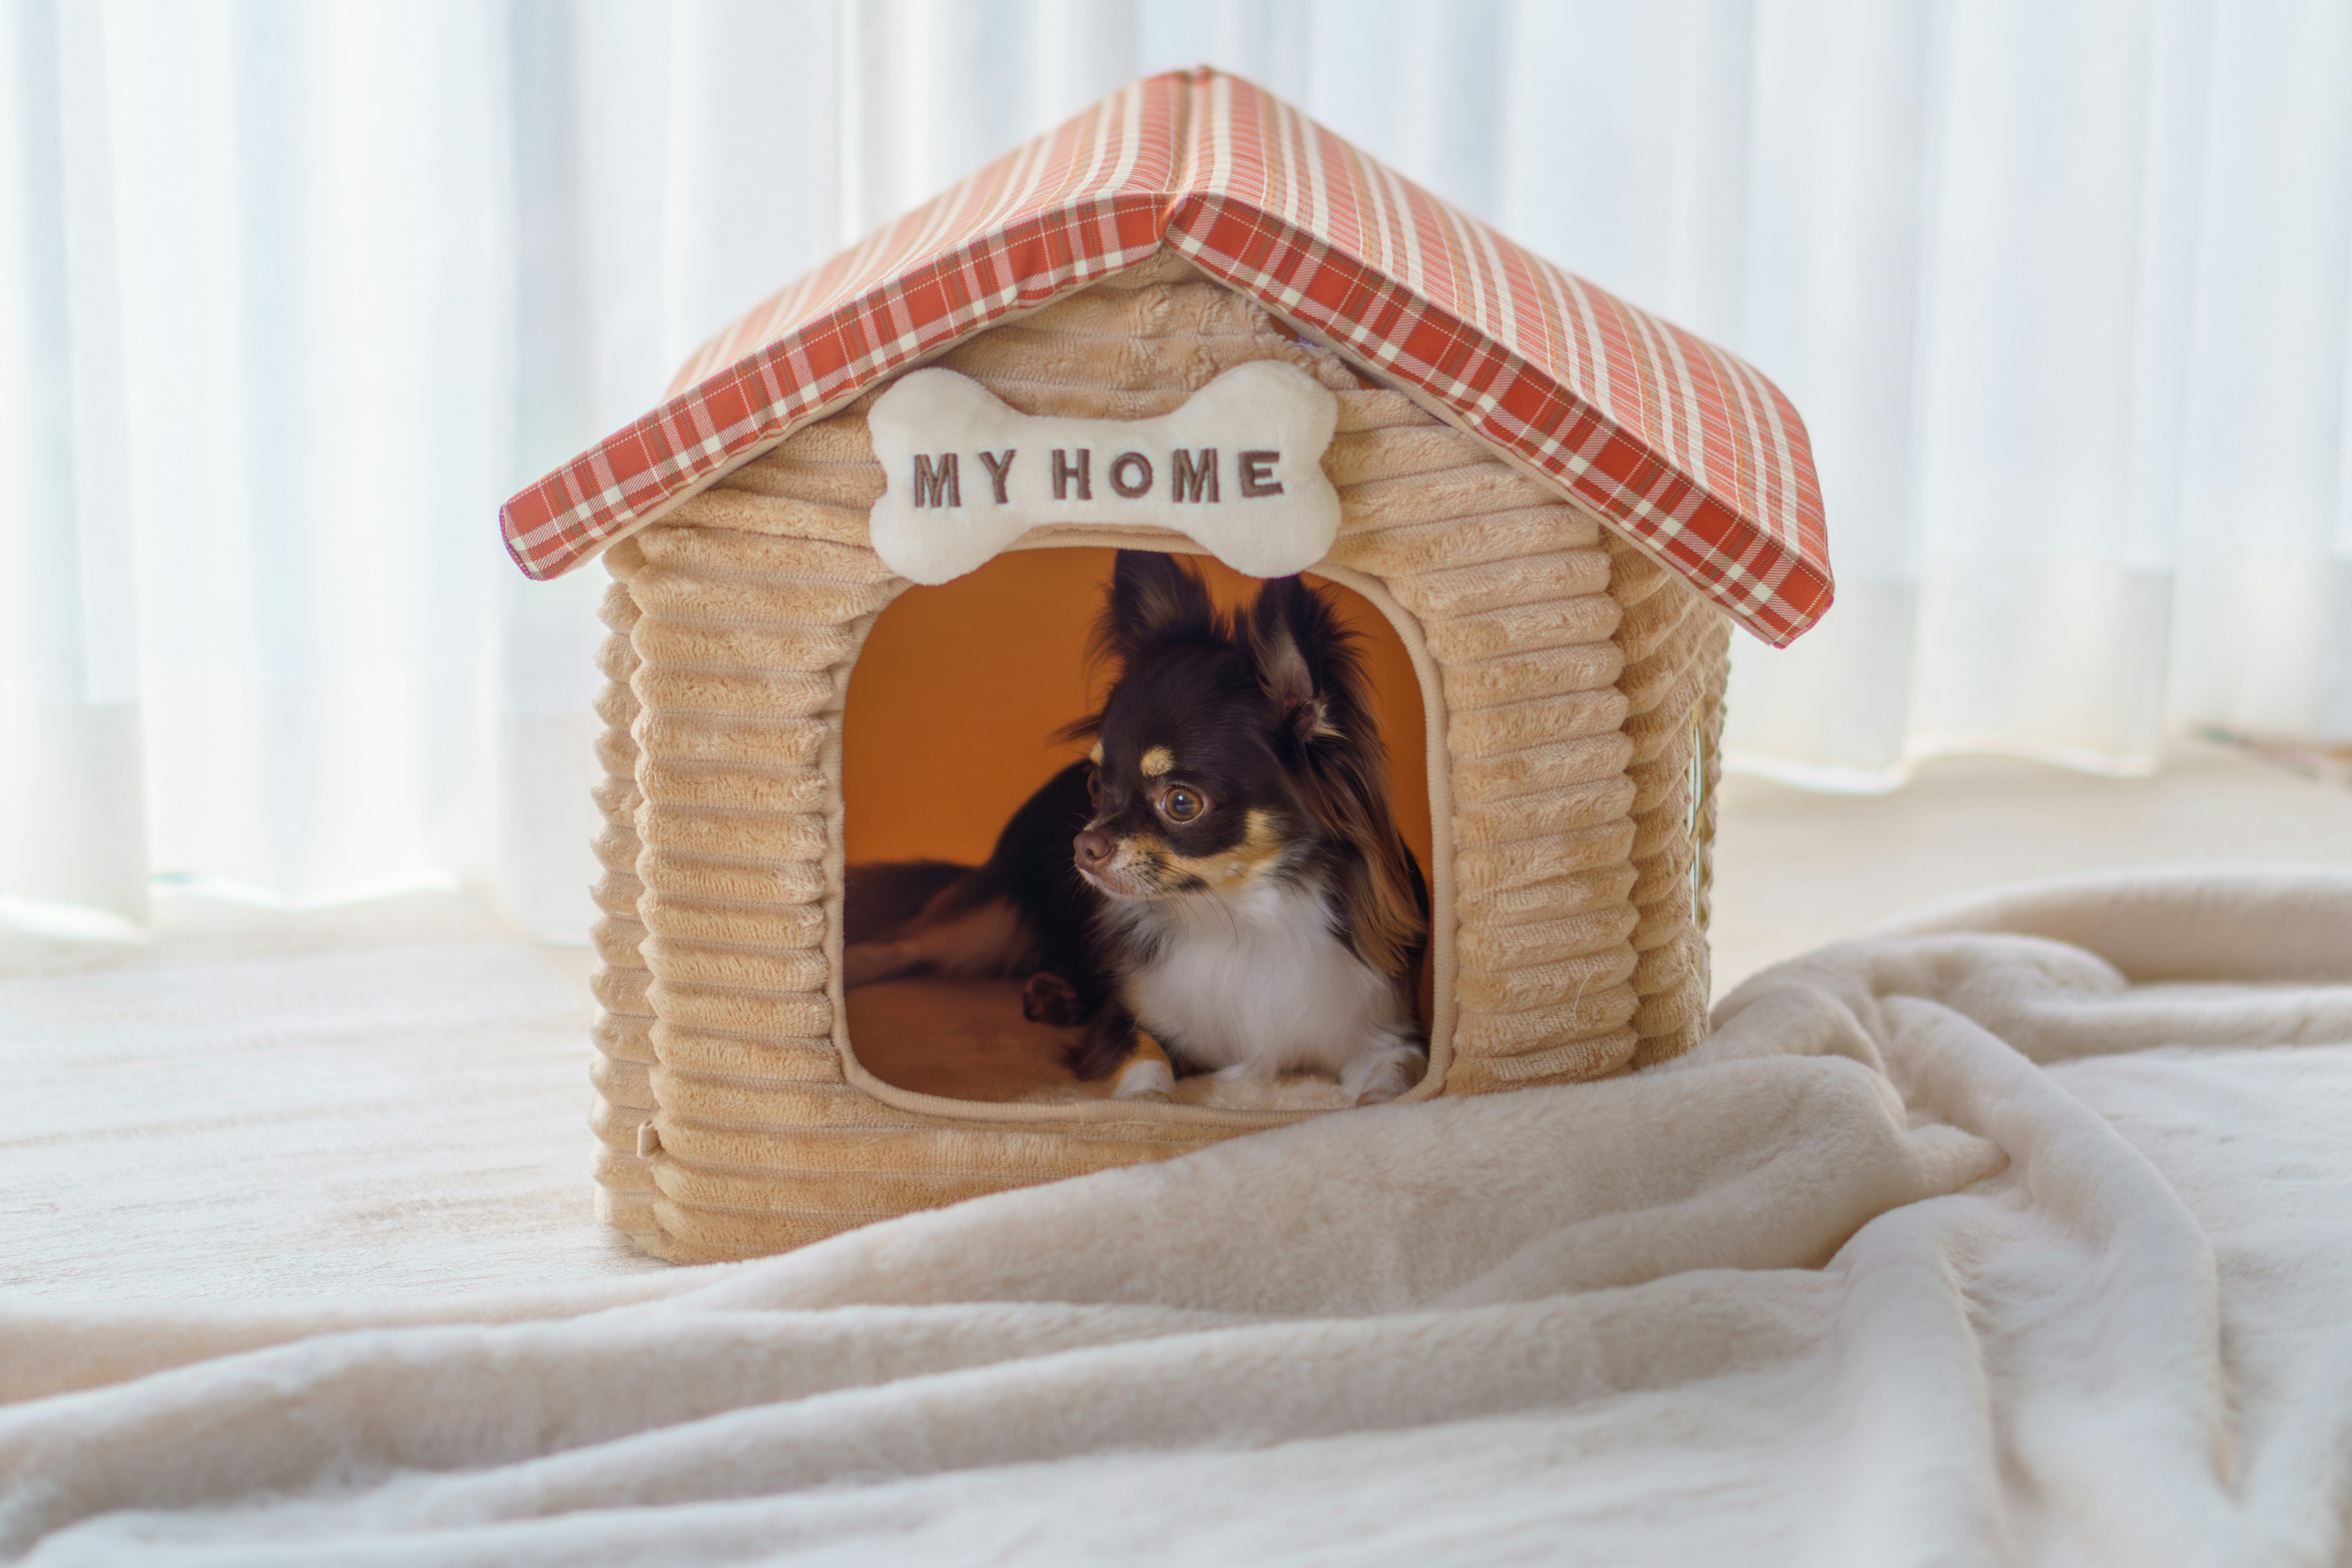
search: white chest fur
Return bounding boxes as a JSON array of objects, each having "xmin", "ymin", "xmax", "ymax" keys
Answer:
[{"xmin": 1114, "ymin": 880, "xmax": 1419, "ymax": 1092}]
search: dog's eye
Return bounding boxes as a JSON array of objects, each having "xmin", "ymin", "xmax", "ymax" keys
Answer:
[
  {"xmin": 1086, "ymin": 768, "xmax": 1102, "ymax": 807},
  {"xmin": 1157, "ymin": 786, "xmax": 1206, "ymax": 823}
]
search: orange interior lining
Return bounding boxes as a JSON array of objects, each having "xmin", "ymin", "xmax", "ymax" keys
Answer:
[{"xmin": 842, "ymin": 546, "xmax": 1431, "ymax": 875}]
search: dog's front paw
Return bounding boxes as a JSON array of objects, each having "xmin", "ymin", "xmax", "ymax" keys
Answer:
[
  {"xmin": 1342, "ymin": 1041, "xmax": 1426, "ymax": 1106},
  {"xmin": 1021, "ymin": 971, "xmax": 1087, "ymax": 1026},
  {"xmin": 1111, "ymin": 1057, "xmax": 1175, "ymax": 1101},
  {"xmin": 1110, "ymin": 1031, "xmax": 1176, "ymax": 1101}
]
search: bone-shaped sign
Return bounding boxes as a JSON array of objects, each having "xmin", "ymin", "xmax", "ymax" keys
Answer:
[{"xmin": 865, "ymin": 361, "xmax": 1341, "ymax": 585}]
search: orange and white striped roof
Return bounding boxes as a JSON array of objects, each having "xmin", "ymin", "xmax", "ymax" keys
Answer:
[{"xmin": 502, "ymin": 67, "xmax": 1831, "ymax": 645}]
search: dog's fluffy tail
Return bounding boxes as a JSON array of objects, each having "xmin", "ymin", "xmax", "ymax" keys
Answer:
[{"xmin": 843, "ymin": 860, "xmax": 973, "ymax": 945}]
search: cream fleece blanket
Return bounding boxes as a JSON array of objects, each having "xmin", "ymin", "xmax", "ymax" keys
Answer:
[{"xmin": 5, "ymin": 866, "xmax": 2351, "ymax": 1565}]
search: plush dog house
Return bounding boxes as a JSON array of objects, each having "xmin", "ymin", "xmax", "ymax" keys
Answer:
[{"xmin": 502, "ymin": 69, "xmax": 1831, "ymax": 1264}]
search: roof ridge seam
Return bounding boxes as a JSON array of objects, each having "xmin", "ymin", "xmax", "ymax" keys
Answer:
[{"xmin": 1163, "ymin": 64, "xmax": 1204, "ymax": 225}]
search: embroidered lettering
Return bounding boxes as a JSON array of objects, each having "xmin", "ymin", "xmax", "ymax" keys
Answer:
[
  {"xmin": 1239, "ymin": 450, "xmax": 1283, "ymax": 498},
  {"xmin": 913, "ymin": 453, "xmax": 960, "ymax": 508},
  {"xmin": 1109, "ymin": 451, "xmax": 1154, "ymax": 499},
  {"xmin": 1169, "ymin": 448, "xmax": 1218, "ymax": 503},
  {"xmin": 867, "ymin": 363, "xmax": 1341, "ymax": 585},
  {"xmin": 977, "ymin": 448, "xmax": 1016, "ymax": 504}
]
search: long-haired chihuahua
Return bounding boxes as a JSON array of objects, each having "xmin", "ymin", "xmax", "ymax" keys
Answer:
[{"xmin": 845, "ymin": 551, "xmax": 1429, "ymax": 1104}]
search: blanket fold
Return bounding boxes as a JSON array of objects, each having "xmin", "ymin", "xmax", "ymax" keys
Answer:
[{"xmin": 4, "ymin": 866, "xmax": 2350, "ymax": 1566}]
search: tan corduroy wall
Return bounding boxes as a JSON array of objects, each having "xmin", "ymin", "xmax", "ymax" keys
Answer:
[{"xmin": 585, "ymin": 253, "xmax": 1730, "ymax": 1263}]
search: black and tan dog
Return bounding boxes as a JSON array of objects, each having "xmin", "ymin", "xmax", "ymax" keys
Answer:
[{"xmin": 845, "ymin": 551, "xmax": 1428, "ymax": 1104}]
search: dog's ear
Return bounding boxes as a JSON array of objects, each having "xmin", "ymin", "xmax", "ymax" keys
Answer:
[
  {"xmin": 1248, "ymin": 576, "xmax": 1354, "ymax": 746},
  {"xmin": 1102, "ymin": 551, "xmax": 1218, "ymax": 663},
  {"xmin": 1251, "ymin": 578, "xmax": 1420, "ymax": 973}
]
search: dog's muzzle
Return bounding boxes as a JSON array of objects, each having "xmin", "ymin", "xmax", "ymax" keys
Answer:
[{"xmin": 1074, "ymin": 830, "xmax": 1154, "ymax": 900}]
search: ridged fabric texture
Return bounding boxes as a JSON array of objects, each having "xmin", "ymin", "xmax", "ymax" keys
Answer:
[
  {"xmin": 587, "ymin": 257, "xmax": 1728, "ymax": 1263},
  {"xmin": 502, "ymin": 67, "xmax": 1829, "ymax": 647}
]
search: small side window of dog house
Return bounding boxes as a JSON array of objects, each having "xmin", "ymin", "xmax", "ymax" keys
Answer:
[{"xmin": 839, "ymin": 547, "xmax": 1437, "ymax": 1111}]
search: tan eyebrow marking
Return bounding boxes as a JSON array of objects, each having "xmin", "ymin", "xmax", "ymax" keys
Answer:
[
  {"xmin": 1087, "ymin": 740, "xmax": 1104, "ymax": 765},
  {"xmin": 1140, "ymin": 746, "xmax": 1175, "ymax": 777}
]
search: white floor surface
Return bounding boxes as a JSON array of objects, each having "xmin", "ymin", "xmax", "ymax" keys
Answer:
[{"xmin": 3, "ymin": 736, "xmax": 2348, "ymax": 1299}]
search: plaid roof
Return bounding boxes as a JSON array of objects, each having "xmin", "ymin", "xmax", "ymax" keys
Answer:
[{"xmin": 501, "ymin": 68, "xmax": 1832, "ymax": 646}]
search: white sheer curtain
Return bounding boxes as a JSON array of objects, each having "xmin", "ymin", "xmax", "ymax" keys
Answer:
[{"xmin": 6, "ymin": 0, "xmax": 2349, "ymax": 935}]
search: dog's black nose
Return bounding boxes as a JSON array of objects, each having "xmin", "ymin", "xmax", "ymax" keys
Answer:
[{"xmin": 1074, "ymin": 830, "xmax": 1114, "ymax": 871}]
